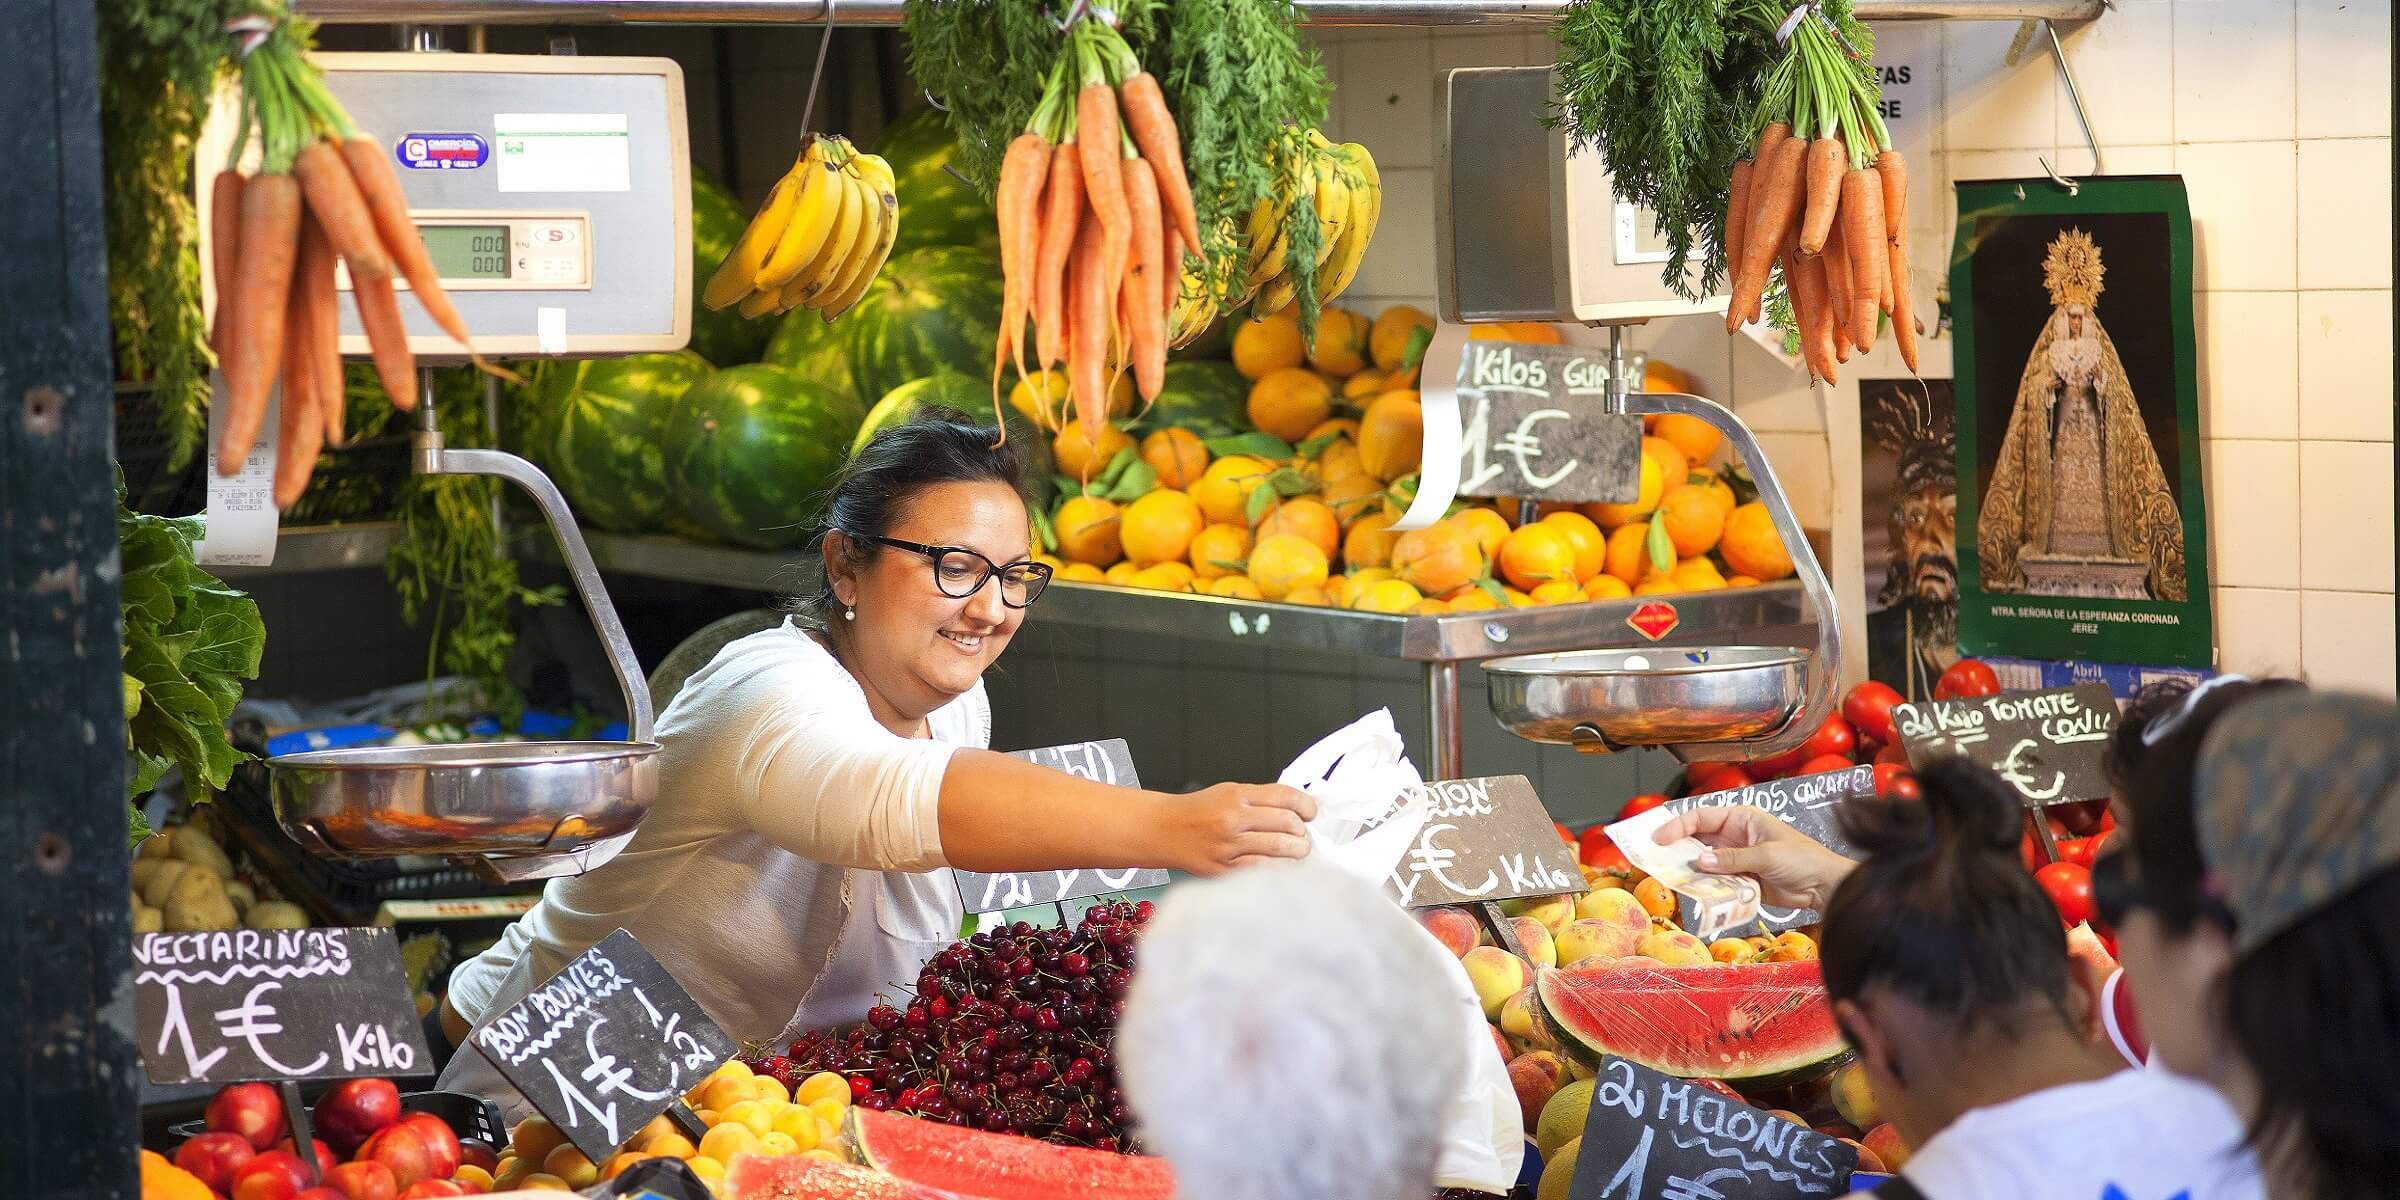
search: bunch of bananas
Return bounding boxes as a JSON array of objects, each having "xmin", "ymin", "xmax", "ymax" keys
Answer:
[
  {"xmin": 703, "ymin": 134, "xmax": 899, "ymax": 323},
  {"xmin": 1235, "ymin": 132, "xmax": 1381, "ymax": 317}
]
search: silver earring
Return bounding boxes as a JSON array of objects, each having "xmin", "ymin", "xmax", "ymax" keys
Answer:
[{"xmin": 843, "ymin": 607, "xmax": 855, "ymax": 621}]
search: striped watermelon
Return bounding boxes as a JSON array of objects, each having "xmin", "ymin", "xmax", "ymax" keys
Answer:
[
  {"xmin": 546, "ymin": 351, "xmax": 712, "ymax": 533},
  {"xmin": 688, "ymin": 173, "xmax": 771, "ymax": 368},
  {"xmin": 845, "ymin": 245, "xmax": 1004, "ymax": 404},
  {"xmin": 1136, "ymin": 360, "xmax": 1251, "ymax": 439},
  {"xmin": 877, "ymin": 106, "xmax": 998, "ymax": 256},
  {"xmin": 666, "ymin": 364, "xmax": 863, "ymax": 549},
  {"xmin": 762, "ymin": 302, "xmax": 857, "ymax": 403},
  {"xmin": 852, "ymin": 372, "xmax": 1055, "ymax": 510}
]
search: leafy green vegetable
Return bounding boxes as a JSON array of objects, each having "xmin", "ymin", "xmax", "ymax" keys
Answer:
[
  {"xmin": 98, "ymin": 0, "xmax": 237, "ymax": 477},
  {"xmin": 1203, "ymin": 432, "xmax": 1295, "ymax": 461},
  {"xmin": 378, "ymin": 366, "xmax": 564, "ymax": 724},
  {"xmin": 118, "ymin": 477, "xmax": 264, "ymax": 803}
]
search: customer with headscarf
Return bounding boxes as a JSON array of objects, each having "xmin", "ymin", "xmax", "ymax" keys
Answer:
[
  {"xmin": 2105, "ymin": 687, "xmax": 2400, "ymax": 1196},
  {"xmin": 1117, "ymin": 861, "xmax": 1465, "ymax": 1200}
]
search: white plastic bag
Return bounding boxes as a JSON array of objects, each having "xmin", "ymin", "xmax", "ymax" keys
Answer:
[{"xmin": 1288, "ymin": 710, "xmax": 1526, "ymax": 1194}]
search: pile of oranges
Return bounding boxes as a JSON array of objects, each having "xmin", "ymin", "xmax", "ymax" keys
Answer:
[{"xmin": 1034, "ymin": 305, "xmax": 1797, "ymax": 614}]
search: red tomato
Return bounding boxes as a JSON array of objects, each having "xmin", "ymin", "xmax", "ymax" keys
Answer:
[
  {"xmin": 1797, "ymin": 754, "xmax": 1857, "ymax": 778},
  {"xmin": 1579, "ymin": 827, "xmax": 1629, "ymax": 871},
  {"xmin": 1683, "ymin": 763, "xmax": 1753, "ymax": 796},
  {"xmin": 2036, "ymin": 862, "xmax": 2096, "ymax": 925},
  {"xmin": 1874, "ymin": 740, "xmax": 1910, "ymax": 768},
  {"xmin": 1554, "ymin": 821, "xmax": 1575, "ymax": 846},
  {"xmin": 1618, "ymin": 793, "xmax": 1669, "ymax": 821},
  {"xmin": 2051, "ymin": 799, "xmax": 2106, "ymax": 837},
  {"xmin": 1752, "ymin": 745, "xmax": 1809, "ymax": 779},
  {"xmin": 1842, "ymin": 681, "xmax": 1905, "ymax": 748},
  {"xmin": 2056, "ymin": 836, "xmax": 2100, "ymax": 867},
  {"xmin": 1872, "ymin": 762, "xmax": 1919, "ymax": 801},
  {"xmin": 1799, "ymin": 714, "xmax": 1858, "ymax": 763},
  {"xmin": 1935, "ymin": 659, "xmax": 2002, "ymax": 700}
]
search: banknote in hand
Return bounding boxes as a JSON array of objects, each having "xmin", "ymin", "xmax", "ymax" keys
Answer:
[{"xmin": 1604, "ymin": 804, "xmax": 1761, "ymax": 941}]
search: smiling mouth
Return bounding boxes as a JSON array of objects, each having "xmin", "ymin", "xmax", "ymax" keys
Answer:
[{"xmin": 940, "ymin": 630, "xmax": 987, "ymax": 652}]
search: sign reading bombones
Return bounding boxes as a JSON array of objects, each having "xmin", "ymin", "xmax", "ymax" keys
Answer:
[
  {"xmin": 134, "ymin": 927, "xmax": 428, "ymax": 1085},
  {"xmin": 1572, "ymin": 1056, "xmax": 1860, "ymax": 1199},
  {"xmin": 1383, "ymin": 775, "xmax": 1582, "ymax": 908},
  {"xmin": 951, "ymin": 739, "xmax": 1171, "ymax": 912},
  {"xmin": 1893, "ymin": 682, "xmax": 2116, "ymax": 807},
  {"xmin": 1452, "ymin": 340, "xmax": 1643, "ymax": 505}
]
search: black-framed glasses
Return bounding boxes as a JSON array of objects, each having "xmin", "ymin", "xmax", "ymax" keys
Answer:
[{"xmin": 854, "ymin": 534, "xmax": 1052, "ymax": 608}]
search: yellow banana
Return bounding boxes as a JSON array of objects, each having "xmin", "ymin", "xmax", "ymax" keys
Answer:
[
  {"xmin": 816, "ymin": 160, "xmax": 899, "ymax": 318},
  {"xmin": 1311, "ymin": 152, "xmax": 1351, "ymax": 270},
  {"xmin": 704, "ymin": 172, "xmax": 799, "ymax": 311},
  {"xmin": 784, "ymin": 163, "xmax": 866, "ymax": 306},
  {"xmin": 1346, "ymin": 142, "xmax": 1383, "ymax": 234},
  {"xmin": 756, "ymin": 145, "xmax": 843, "ymax": 290},
  {"xmin": 1315, "ymin": 144, "xmax": 1380, "ymax": 304},
  {"xmin": 1168, "ymin": 266, "xmax": 1214, "ymax": 348},
  {"xmin": 737, "ymin": 287, "xmax": 781, "ymax": 319},
  {"xmin": 1255, "ymin": 272, "xmax": 1298, "ymax": 317}
]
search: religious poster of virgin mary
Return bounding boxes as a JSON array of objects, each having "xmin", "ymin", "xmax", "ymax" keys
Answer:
[{"xmin": 1949, "ymin": 176, "xmax": 2213, "ymax": 668}]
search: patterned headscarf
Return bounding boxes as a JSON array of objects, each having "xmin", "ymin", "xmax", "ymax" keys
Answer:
[{"xmin": 2193, "ymin": 690, "xmax": 2400, "ymax": 954}]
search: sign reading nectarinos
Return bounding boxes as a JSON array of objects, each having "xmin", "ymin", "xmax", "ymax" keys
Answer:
[{"xmin": 1378, "ymin": 775, "xmax": 1582, "ymax": 908}]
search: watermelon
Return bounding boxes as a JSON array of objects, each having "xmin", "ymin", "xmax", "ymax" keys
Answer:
[
  {"xmin": 1136, "ymin": 360, "xmax": 1251, "ymax": 439},
  {"xmin": 688, "ymin": 173, "xmax": 772, "ymax": 368},
  {"xmin": 851, "ymin": 1108, "xmax": 1174, "ymax": 1200},
  {"xmin": 1536, "ymin": 960, "xmax": 1851, "ymax": 1088},
  {"xmin": 853, "ymin": 372, "xmax": 1055, "ymax": 510},
  {"xmin": 845, "ymin": 245, "xmax": 1004, "ymax": 404},
  {"xmin": 546, "ymin": 350, "xmax": 713, "ymax": 532},
  {"xmin": 665, "ymin": 364, "xmax": 863, "ymax": 549},
  {"xmin": 720, "ymin": 1152, "xmax": 928, "ymax": 1200},
  {"xmin": 877, "ymin": 106, "xmax": 999, "ymax": 256},
  {"xmin": 761, "ymin": 302, "xmax": 857, "ymax": 401}
]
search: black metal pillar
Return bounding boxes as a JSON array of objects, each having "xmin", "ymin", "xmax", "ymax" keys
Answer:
[{"xmin": 2, "ymin": 0, "xmax": 140, "ymax": 1195}]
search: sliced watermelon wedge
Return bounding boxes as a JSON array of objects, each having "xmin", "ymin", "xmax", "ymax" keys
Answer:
[
  {"xmin": 720, "ymin": 1151, "xmax": 934, "ymax": 1199},
  {"xmin": 850, "ymin": 1108, "xmax": 1175, "ymax": 1200},
  {"xmin": 1536, "ymin": 960, "xmax": 1851, "ymax": 1088}
]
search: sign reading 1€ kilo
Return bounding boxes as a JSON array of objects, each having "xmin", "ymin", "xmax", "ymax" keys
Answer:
[
  {"xmin": 1452, "ymin": 340, "xmax": 1643, "ymax": 504},
  {"xmin": 1381, "ymin": 775, "xmax": 1582, "ymax": 908}
]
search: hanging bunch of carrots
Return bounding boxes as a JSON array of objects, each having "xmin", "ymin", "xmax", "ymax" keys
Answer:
[
  {"xmin": 206, "ymin": 12, "xmax": 484, "ymax": 507},
  {"xmin": 1720, "ymin": 5, "xmax": 1917, "ymax": 381},
  {"xmin": 991, "ymin": 11, "xmax": 1199, "ymax": 448}
]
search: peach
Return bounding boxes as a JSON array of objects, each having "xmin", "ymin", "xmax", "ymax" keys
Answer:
[
  {"xmin": 1555, "ymin": 917, "xmax": 1644, "ymax": 966},
  {"xmin": 1637, "ymin": 929, "xmax": 1712, "ymax": 966},
  {"xmin": 1462, "ymin": 946, "xmax": 1532, "ymax": 1018},
  {"xmin": 1575, "ymin": 885, "xmax": 1653, "ymax": 940},
  {"xmin": 1489, "ymin": 1024, "xmax": 1514, "ymax": 1065},
  {"xmin": 1508, "ymin": 1052, "xmax": 1571, "ymax": 1131},
  {"xmin": 1763, "ymin": 1108, "xmax": 1808, "ymax": 1127},
  {"xmin": 1505, "ymin": 894, "xmax": 1579, "ymax": 935},
  {"xmin": 1843, "ymin": 1136, "xmax": 1887, "ymax": 1174},
  {"xmin": 1418, "ymin": 906, "xmax": 1484, "ymax": 959},
  {"xmin": 1510, "ymin": 917, "xmax": 1559, "ymax": 968},
  {"xmin": 1499, "ymin": 985, "xmax": 1551, "ymax": 1049},
  {"xmin": 1862, "ymin": 1124, "xmax": 1910, "ymax": 1172},
  {"xmin": 1830, "ymin": 1061, "xmax": 1883, "ymax": 1131}
]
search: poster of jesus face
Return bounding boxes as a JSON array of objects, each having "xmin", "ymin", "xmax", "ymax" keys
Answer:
[{"xmin": 1949, "ymin": 177, "xmax": 2213, "ymax": 669}]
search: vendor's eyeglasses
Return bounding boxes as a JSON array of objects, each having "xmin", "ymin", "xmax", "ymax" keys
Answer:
[{"xmin": 854, "ymin": 534, "xmax": 1052, "ymax": 608}]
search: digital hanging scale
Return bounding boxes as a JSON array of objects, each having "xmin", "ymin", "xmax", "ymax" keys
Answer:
[{"xmin": 197, "ymin": 52, "xmax": 693, "ymax": 357}]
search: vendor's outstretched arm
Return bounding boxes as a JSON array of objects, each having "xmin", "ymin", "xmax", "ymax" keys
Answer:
[{"xmin": 937, "ymin": 749, "xmax": 1316, "ymax": 877}]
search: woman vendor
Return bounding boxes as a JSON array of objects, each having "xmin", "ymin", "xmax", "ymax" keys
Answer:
[{"xmin": 434, "ymin": 409, "xmax": 1317, "ymax": 1108}]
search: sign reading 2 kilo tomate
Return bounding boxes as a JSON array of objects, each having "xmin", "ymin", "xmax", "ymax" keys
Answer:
[{"xmin": 1893, "ymin": 682, "xmax": 2116, "ymax": 807}]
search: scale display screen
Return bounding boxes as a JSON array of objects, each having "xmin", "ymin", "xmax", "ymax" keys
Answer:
[{"xmin": 419, "ymin": 223, "xmax": 513, "ymax": 279}]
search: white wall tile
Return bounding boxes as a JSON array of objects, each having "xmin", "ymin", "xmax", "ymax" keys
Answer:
[
  {"xmin": 1336, "ymin": 36, "xmax": 1435, "ymax": 169},
  {"xmin": 1729, "ymin": 338, "xmax": 1826, "ymax": 435},
  {"xmin": 1941, "ymin": 20, "xmax": 2059, "ymax": 152},
  {"xmin": 2205, "ymin": 437, "xmax": 2302, "ymax": 587},
  {"xmin": 1346, "ymin": 166, "xmax": 1436, "ymax": 301},
  {"xmin": 1632, "ymin": 315, "xmax": 1735, "ymax": 405},
  {"xmin": 2095, "ymin": 145, "xmax": 2177, "ymax": 176},
  {"xmin": 2297, "ymin": 0, "xmax": 2393, "ymax": 138},
  {"xmin": 2197, "ymin": 291, "xmax": 2300, "ymax": 439},
  {"xmin": 2174, "ymin": 0, "xmax": 2299, "ymax": 143},
  {"xmin": 2054, "ymin": 0, "xmax": 2178, "ymax": 148},
  {"xmin": 2300, "ymin": 589, "xmax": 2398, "ymax": 695},
  {"xmin": 2298, "ymin": 290, "xmax": 2396, "ymax": 441},
  {"xmin": 1750, "ymin": 431, "xmax": 1833, "ymax": 529},
  {"xmin": 2296, "ymin": 138, "xmax": 2395, "ymax": 290},
  {"xmin": 1521, "ymin": 32, "xmax": 1557, "ymax": 68},
  {"xmin": 2300, "ymin": 440, "xmax": 2397, "ymax": 591},
  {"xmin": 2215, "ymin": 586, "xmax": 2303, "ymax": 674},
  {"xmin": 1430, "ymin": 32, "xmax": 1529, "ymax": 76},
  {"xmin": 2177, "ymin": 141, "xmax": 2299, "ymax": 291}
]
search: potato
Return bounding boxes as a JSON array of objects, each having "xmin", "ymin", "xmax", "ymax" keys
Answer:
[
  {"xmin": 138, "ymin": 861, "xmax": 192, "ymax": 908},
  {"xmin": 244, "ymin": 901, "xmax": 310, "ymax": 931},
  {"xmin": 133, "ymin": 905, "xmax": 164, "ymax": 935},
  {"xmin": 165, "ymin": 889, "xmax": 239, "ymax": 932},
  {"xmin": 223, "ymin": 879, "xmax": 256, "ymax": 914},
  {"xmin": 165, "ymin": 866, "xmax": 225, "ymax": 912},
  {"xmin": 170, "ymin": 825, "xmax": 235, "ymax": 880},
  {"xmin": 136, "ymin": 830, "xmax": 175, "ymax": 860}
]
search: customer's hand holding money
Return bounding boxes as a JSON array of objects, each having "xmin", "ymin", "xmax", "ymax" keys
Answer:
[
  {"xmin": 1605, "ymin": 805, "xmax": 1761, "ymax": 940},
  {"xmin": 1648, "ymin": 805, "xmax": 1859, "ymax": 912}
]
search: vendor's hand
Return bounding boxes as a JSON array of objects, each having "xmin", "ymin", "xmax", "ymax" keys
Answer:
[
  {"xmin": 1162, "ymin": 783, "xmax": 1318, "ymax": 875},
  {"xmin": 1653, "ymin": 805, "xmax": 1856, "ymax": 911}
]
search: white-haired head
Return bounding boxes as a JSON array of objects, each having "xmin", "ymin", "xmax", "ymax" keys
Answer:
[{"xmin": 1118, "ymin": 860, "xmax": 1465, "ymax": 1200}]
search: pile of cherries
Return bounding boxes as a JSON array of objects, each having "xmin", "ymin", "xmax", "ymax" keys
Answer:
[{"xmin": 747, "ymin": 900, "xmax": 1152, "ymax": 1150}]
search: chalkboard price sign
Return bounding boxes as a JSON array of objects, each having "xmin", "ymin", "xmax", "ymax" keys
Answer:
[
  {"xmin": 470, "ymin": 929, "xmax": 736, "ymax": 1163},
  {"xmin": 1893, "ymin": 682, "xmax": 2117, "ymax": 807},
  {"xmin": 1659, "ymin": 764, "xmax": 1875, "ymax": 932},
  {"xmin": 1453, "ymin": 340, "xmax": 1643, "ymax": 504},
  {"xmin": 1572, "ymin": 1055, "xmax": 1860, "ymax": 1199},
  {"xmin": 134, "ymin": 927, "xmax": 429, "ymax": 1086},
  {"xmin": 1382, "ymin": 775, "xmax": 1583, "ymax": 908},
  {"xmin": 951, "ymin": 739, "xmax": 1170, "ymax": 912}
]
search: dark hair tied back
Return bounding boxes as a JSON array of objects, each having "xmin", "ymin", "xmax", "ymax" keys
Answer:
[
  {"xmin": 802, "ymin": 407, "xmax": 1024, "ymax": 623},
  {"xmin": 1820, "ymin": 757, "xmax": 2075, "ymax": 1034}
]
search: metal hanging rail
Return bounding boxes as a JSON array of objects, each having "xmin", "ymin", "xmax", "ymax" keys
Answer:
[{"xmin": 296, "ymin": 0, "xmax": 2105, "ymax": 25}]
